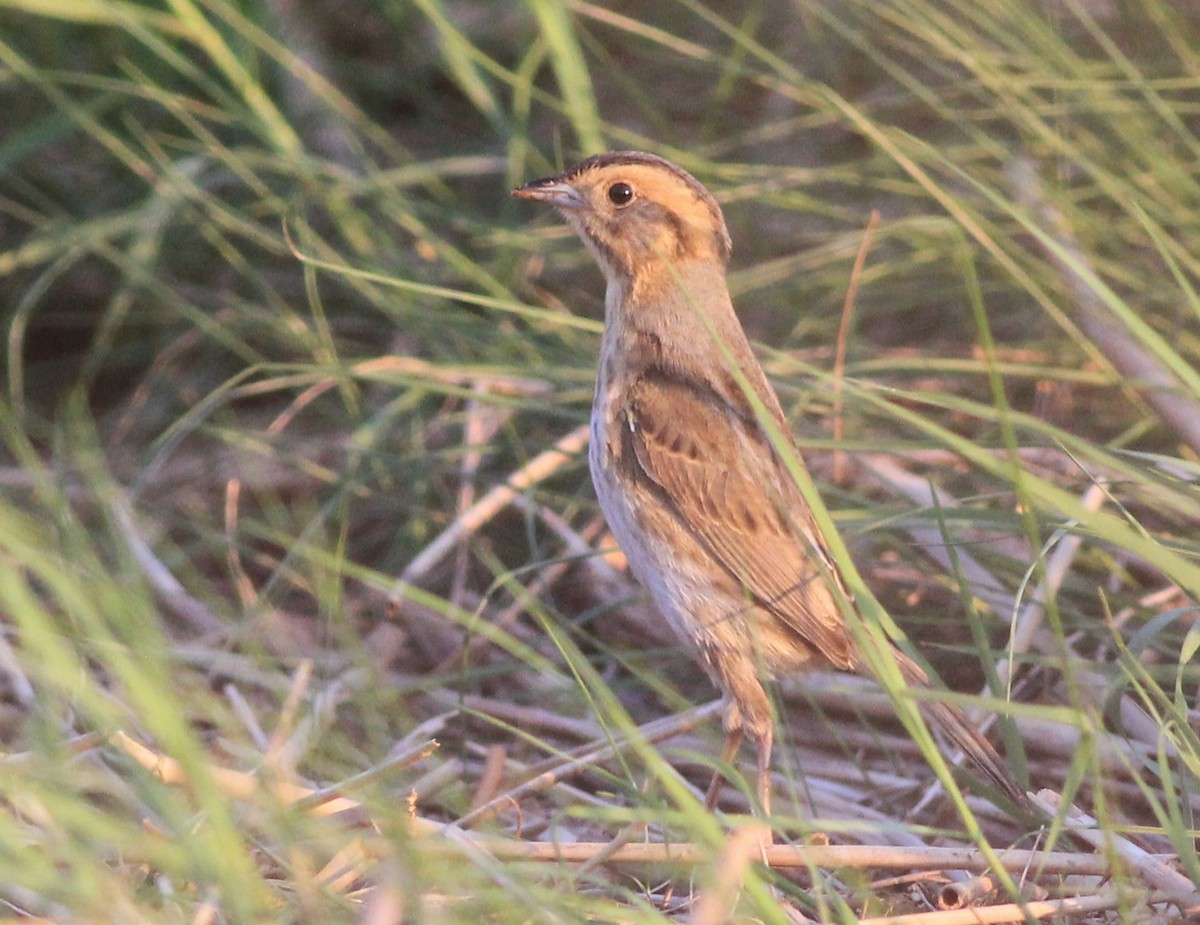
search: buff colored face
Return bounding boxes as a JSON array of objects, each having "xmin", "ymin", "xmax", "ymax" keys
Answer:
[{"xmin": 513, "ymin": 152, "xmax": 731, "ymax": 283}]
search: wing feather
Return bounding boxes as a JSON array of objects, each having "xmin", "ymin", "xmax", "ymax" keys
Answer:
[
  {"xmin": 623, "ymin": 373, "xmax": 856, "ymax": 669},
  {"xmin": 620, "ymin": 372, "xmax": 1026, "ymax": 801}
]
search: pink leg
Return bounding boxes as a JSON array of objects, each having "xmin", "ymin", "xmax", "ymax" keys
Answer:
[
  {"xmin": 754, "ymin": 728, "xmax": 775, "ymax": 851},
  {"xmin": 704, "ymin": 728, "xmax": 743, "ymax": 811},
  {"xmin": 754, "ymin": 728, "xmax": 773, "ymax": 818}
]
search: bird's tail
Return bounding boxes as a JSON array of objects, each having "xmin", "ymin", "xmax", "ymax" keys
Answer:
[{"xmin": 890, "ymin": 651, "xmax": 1026, "ymax": 804}]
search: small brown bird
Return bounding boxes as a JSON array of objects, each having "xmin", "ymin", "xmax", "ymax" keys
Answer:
[{"xmin": 513, "ymin": 151, "xmax": 1023, "ymax": 819}]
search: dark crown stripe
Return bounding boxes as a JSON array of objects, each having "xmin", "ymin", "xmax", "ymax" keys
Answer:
[{"xmin": 563, "ymin": 151, "xmax": 731, "ymax": 261}]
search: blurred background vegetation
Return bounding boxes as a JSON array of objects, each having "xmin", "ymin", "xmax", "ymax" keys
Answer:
[{"xmin": 0, "ymin": 0, "xmax": 1198, "ymax": 921}]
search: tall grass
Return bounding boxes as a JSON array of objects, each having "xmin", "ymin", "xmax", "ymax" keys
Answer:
[{"xmin": 0, "ymin": 0, "xmax": 1197, "ymax": 920}]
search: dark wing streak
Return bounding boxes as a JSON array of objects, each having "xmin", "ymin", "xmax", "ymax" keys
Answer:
[
  {"xmin": 623, "ymin": 374, "xmax": 856, "ymax": 669},
  {"xmin": 623, "ymin": 374, "xmax": 1026, "ymax": 801}
]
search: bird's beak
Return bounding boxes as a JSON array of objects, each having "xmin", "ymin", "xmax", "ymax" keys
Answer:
[{"xmin": 512, "ymin": 177, "xmax": 585, "ymax": 210}]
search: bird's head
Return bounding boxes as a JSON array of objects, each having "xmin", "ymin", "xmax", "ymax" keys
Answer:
[{"xmin": 513, "ymin": 151, "xmax": 732, "ymax": 290}]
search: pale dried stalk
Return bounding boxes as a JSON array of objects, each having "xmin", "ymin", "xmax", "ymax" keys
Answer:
[
  {"xmin": 431, "ymin": 501, "xmax": 608, "ymax": 674},
  {"xmin": 1031, "ymin": 791, "xmax": 1199, "ymax": 899},
  {"xmin": 317, "ymin": 836, "xmax": 371, "ymax": 895},
  {"xmin": 1002, "ymin": 715, "xmax": 1176, "ymax": 775},
  {"xmin": 410, "ymin": 827, "xmax": 1122, "ymax": 876},
  {"xmin": 408, "ymin": 758, "xmax": 464, "ymax": 803},
  {"xmin": 510, "ymin": 495, "xmax": 673, "ymax": 647},
  {"xmin": 450, "ymin": 376, "xmax": 534, "ymax": 608},
  {"xmin": 469, "ymin": 744, "xmax": 508, "ymax": 812},
  {"xmin": 461, "ymin": 742, "xmax": 621, "ymax": 825},
  {"xmin": 453, "ymin": 699, "xmax": 723, "ymax": 829},
  {"xmin": 452, "ymin": 692, "xmax": 600, "ymax": 741},
  {"xmin": 109, "ymin": 729, "xmax": 431, "ymax": 818},
  {"xmin": 936, "ymin": 873, "xmax": 999, "ymax": 910},
  {"xmin": 0, "ymin": 732, "xmax": 104, "ymax": 764},
  {"xmin": 389, "ymin": 423, "xmax": 589, "ymax": 605},
  {"xmin": 224, "ymin": 683, "xmax": 269, "ymax": 750},
  {"xmin": 292, "ymin": 740, "xmax": 440, "ymax": 813},
  {"xmin": 349, "ymin": 355, "xmax": 551, "ymax": 399},
  {"xmin": 264, "ymin": 658, "xmax": 314, "ymax": 769},
  {"xmin": 1011, "ymin": 157, "xmax": 1200, "ymax": 457},
  {"xmin": 857, "ymin": 454, "xmax": 1021, "ymax": 624},
  {"xmin": 859, "ymin": 457, "xmax": 1154, "ymax": 784},
  {"xmin": 869, "ymin": 446, "xmax": 1200, "ymax": 485},
  {"xmin": 857, "ymin": 889, "xmax": 1149, "ymax": 925},
  {"xmin": 110, "ymin": 492, "xmax": 225, "ymax": 635},
  {"xmin": 575, "ymin": 819, "xmax": 650, "ymax": 876}
]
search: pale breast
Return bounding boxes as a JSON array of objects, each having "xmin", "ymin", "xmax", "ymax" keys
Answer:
[{"xmin": 590, "ymin": 368, "xmax": 748, "ymax": 678}]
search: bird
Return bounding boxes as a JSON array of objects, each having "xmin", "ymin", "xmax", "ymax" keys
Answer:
[{"xmin": 512, "ymin": 150, "xmax": 1024, "ymax": 822}]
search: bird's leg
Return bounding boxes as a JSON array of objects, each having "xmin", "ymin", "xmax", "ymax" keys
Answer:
[
  {"xmin": 754, "ymin": 728, "xmax": 775, "ymax": 853},
  {"xmin": 754, "ymin": 729, "xmax": 773, "ymax": 819},
  {"xmin": 704, "ymin": 727, "xmax": 743, "ymax": 811}
]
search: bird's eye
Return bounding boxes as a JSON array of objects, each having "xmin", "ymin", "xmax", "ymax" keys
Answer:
[{"xmin": 607, "ymin": 182, "xmax": 634, "ymax": 206}]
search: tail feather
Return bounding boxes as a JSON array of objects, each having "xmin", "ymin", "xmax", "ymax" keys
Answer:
[
  {"xmin": 891, "ymin": 651, "xmax": 1025, "ymax": 804},
  {"xmin": 919, "ymin": 698, "xmax": 1025, "ymax": 803}
]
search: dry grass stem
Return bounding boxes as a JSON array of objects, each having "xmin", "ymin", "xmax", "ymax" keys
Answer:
[
  {"xmin": 935, "ymin": 873, "xmax": 1000, "ymax": 909},
  {"xmin": 859, "ymin": 454, "xmax": 1156, "ymax": 784},
  {"xmin": 455, "ymin": 693, "xmax": 601, "ymax": 741},
  {"xmin": 317, "ymin": 837, "xmax": 373, "ymax": 895},
  {"xmin": 389, "ymin": 423, "xmax": 590, "ymax": 604},
  {"xmin": 1031, "ymin": 792, "xmax": 1200, "ymax": 900},
  {"xmin": 856, "ymin": 888, "xmax": 1155, "ymax": 924},
  {"xmin": 1011, "ymin": 158, "xmax": 1200, "ymax": 456},
  {"xmin": 224, "ymin": 682, "xmax": 270, "ymax": 749},
  {"xmin": 0, "ymin": 732, "xmax": 105, "ymax": 765},
  {"xmin": 292, "ymin": 742, "xmax": 439, "ymax": 814},
  {"xmin": 111, "ymin": 730, "xmax": 379, "ymax": 817},
  {"xmin": 574, "ymin": 818, "xmax": 650, "ymax": 876},
  {"xmin": 454, "ymin": 700, "xmax": 724, "ymax": 829},
  {"xmin": 110, "ymin": 492, "xmax": 226, "ymax": 636},
  {"xmin": 350, "ymin": 356, "xmax": 553, "ymax": 399},
  {"xmin": 413, "ymin": 831, "xmax": 1123, "ymax": 876},
  {"xmin": 469, "ymin": 744, "xmax": 509, "ymax": 811},
  {"xmin": 1001, "ymin": 481, "xmax": 1110, "ymax": 687},
  {"xmin": 857, "ymin": 454, "xmax": 1023, "ymax": 621}
]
